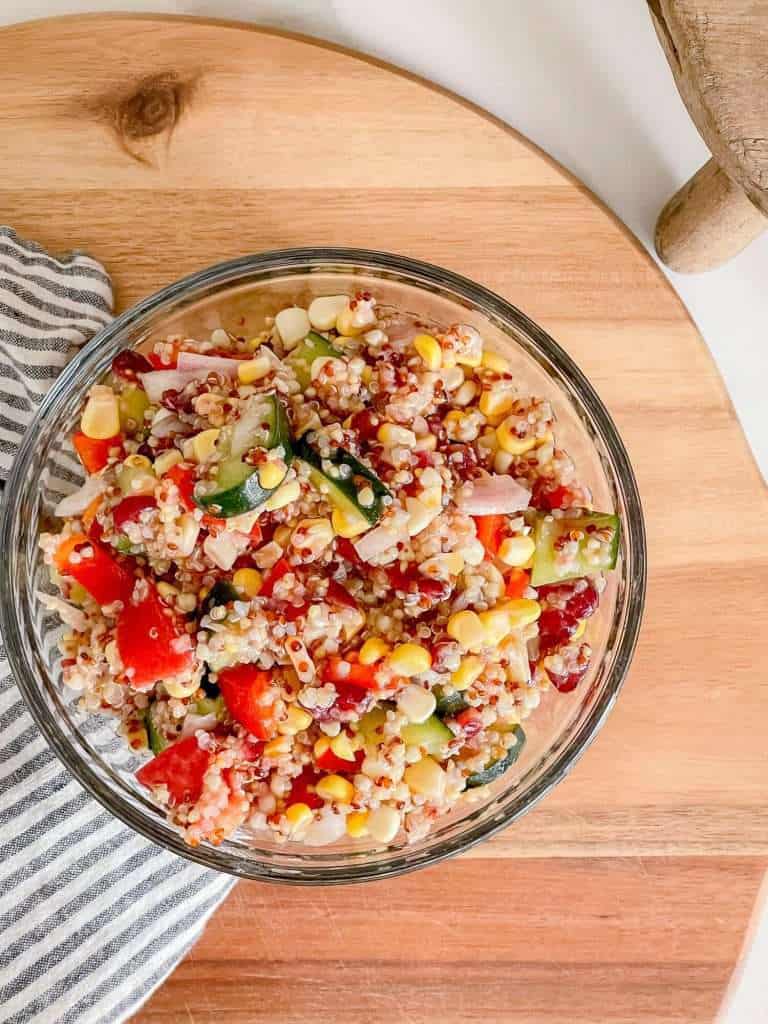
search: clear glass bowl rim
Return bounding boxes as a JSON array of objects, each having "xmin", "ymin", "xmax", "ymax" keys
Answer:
[{"xmin": 0, "ymin": 247, "xmax": 646, "ymax": 884}]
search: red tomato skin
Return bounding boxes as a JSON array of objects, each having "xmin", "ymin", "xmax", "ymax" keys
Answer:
[
  {"xmin": 113, "ymin": 496, "xmax": 157, "ymax": 530},
  {"xmin": 218, "ymin": 665, "xmax": 278, "ymax": 740},
  {"xmin": 136, "ymin": 736, "xmax": 210, "ymax": 805},
  {"xmin": 72, "ymin": 431, "xmax": 124, "ymax": 474},
  {"xmin": 117, "ymin": 587, "xmax": 194, "ymax": 689}
]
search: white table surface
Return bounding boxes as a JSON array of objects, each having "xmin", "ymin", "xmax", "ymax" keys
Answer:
[
  {"xmin": 2, "ymin": 4, "xmax": 767, "ymax": 1022},
  {"xmin": 3, "ymin": 0, "xmax": 767, "ymax": 480}
]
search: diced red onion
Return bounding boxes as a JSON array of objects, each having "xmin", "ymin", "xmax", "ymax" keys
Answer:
[
  {"xmin": 38, "ymin": 592, "xmax": 88, "ymax": 632},
  {"xmin": 54, "ymin": 475, "xmax": 106, "ymax": 517},
  {"xmin": 138, "ymin": 369, "xmax": 201, "ymax": 403},
  {"xmin": 150, "ymin": 409, "xmax": 186, "ymax": 438},
  {"xmin": 458, "ymin": 474, "xmax": 531, "ymax": 515},
  {"xmin": 176, "ymin": 351, "xmax": 242, "ymax": 377},
  {"xmin": 180, "ymin": 713, "xmax": 219, "ymax": 738},
  {"xmin": 352, "ymin": 512, "xmax": 409, "ymax": 562}
]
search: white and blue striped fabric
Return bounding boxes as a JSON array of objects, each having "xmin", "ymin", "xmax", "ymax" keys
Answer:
[{"xmin": 0, "ymin": 227, "xmax": 234, "ymax": 1024}]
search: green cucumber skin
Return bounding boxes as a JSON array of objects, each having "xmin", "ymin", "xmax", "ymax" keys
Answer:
[
  {"xmin": 434, "ymin": 686, "xmax": 469, "ymax": 718},
  {"xmin": 202, "ymin": 581, "xmax": 239, "ymax": 615},
  {"xmin": 288, "ymin": 332, "xmax": 343, "ymax": 388},
  {"xmin": 465, "ymin": 725, "xmax": 526, "ymax": 788},
  {"xmin": 400, "ymin": 714, "xmax": 452, "ymax": 755},
  {"xmin": 195, "ymin": 395, "xmax": 292, "ymax": 517},
  {"xmin": 295, "ymin": 436, "xmax": 390, "ymax": 525},
  {"xmin": 531, "ymin": 511, "xmax": 620, "ymax": 587},
  {"xmin": 146, "ymin": 704, "xmax": 169, "ymax": 755}
]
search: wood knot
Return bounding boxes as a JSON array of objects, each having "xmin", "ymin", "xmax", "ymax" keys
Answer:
[
  {"xmin": 118, "ymin": 73, "xmax": 182, "ymax": 141},
  {"xmin": 93, "ymin": 71, "xmax": 199, "ymax": 167}
]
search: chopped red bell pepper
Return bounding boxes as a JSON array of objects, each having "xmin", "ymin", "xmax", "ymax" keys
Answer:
[
  {"xmin": 287, "ymin": 767, "xmax": 324, "ymax": 810},
  {"xmin": 473, "ymin": 514, "xmax": 507, "ymax": 556},
  {"xmin": 136, "ymin": 736, "xmax": 210, "ymax": 805},
  {"xmin": 202, "ymin": 513, "xmax": 226, "ymax": 531},
  {"xmin": 217, "ymin": 664, "xmax": 279, "ymax": 740},
  {"xmin": 117, "ymin": 587, "xmax": 194, "ymax": 689},
  {"xmin": 335, "ymin": 537, "xmax": 363, "ymax": 565},
  {"xmin": 325, "ymin": 579, "xmax": 359, "ymax": 611},
  {"xmin": 504, "ymin": 568, "xmax": 530, "ymax": 600},
  {"xmin": 316, "ymin": 745, "xmax": 365, "ymax": 774},
  {"xmin": 249, "ymin": 521, "xmax": 263, "ymax": 544},
  {"xmin": 281, "ymin": 602, "xmax": 309, "ymax": 622},
  {"xmin": 55, "ymin": 533, "xmax": 134, "ymax": 605},
  {"xmin": 146, "ymin": 340, "xmax": 182, "ymax": 370},
  {"xmin": 72, "ymin": 431, "xmax": 124, "ymax": 474},
  {"xmin": 113, "ymin": 496, "xmax": 157, "ymax": 531},
  {"xmin": 165, "ymin": 463, "xmax": 196, "ymax": 511},
  {"xmin": 258, "ymin": 557, "xmax": 292, "ymax": 598},
  {"xmin": 321, "ymin": 655, "xmax": 379, "ymax": 691}
]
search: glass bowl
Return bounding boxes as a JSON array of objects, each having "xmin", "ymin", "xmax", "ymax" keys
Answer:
[{"xmin": 0, "ymin": 248, "xmax": 646, "ymax": 883}]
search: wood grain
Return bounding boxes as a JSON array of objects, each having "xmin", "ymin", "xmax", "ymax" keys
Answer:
[
  {"xmin": 648, "ymin": 0, "xmax": 768, "ymax": 269},
  {"xmin": 0, "ymin": 14, "xmax": 766, "ymax": 1023}
]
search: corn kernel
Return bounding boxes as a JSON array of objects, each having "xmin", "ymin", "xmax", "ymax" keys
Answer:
[
  {"xmin": 443, "ymin": 410, "xmax": 464, "ymax": 430},
  {"xmin": 404, "ymin": 756, "xmax": 447, "ymax": 799},
  {"xmin": 280, "ymin": 704, "xmax": 313, "ymax": 735},
  {"xmin": 273, "ymin": 524, "xmax": 293, "ymax": 547},
  {"xmin": 397, "ymin": 683, "xmax": 437, "ymax": 723},
  {"xmin": 191, "ymin": 428, "xmax": 220, "ymax": 463},
  {"xmin": 415, "ymin": 433, "xmax": 437, "ymax": 452},
  {"xmin": 419, "ymin": 484, "xmax": 443, "ymax": 511},
  {"xmin": 386, "ymin": 642, "xmax": 432, "ymax": 677},
  {"xmin": 156, "ymin": 581, "xmax": 179, "ymax": 600},
  {"xmin": 377, "ymin": 422, "xmax": 416, "ymax": 447},
  {"xmin": 367, "ymin": 805, "xmax": 401, "ymax": 843},
  {"xmin": 346, "ymin": 811, "xmax": 369, "ymax": 838},
  {"xmin": 421, "ymin": 551, "xmax": 464, "ymax": 578},
  {"xmin": 313, "ymin": 736, "xmax": 331, "ymax": 758},
  {"xmin": 257, "ymin": 461, "xmax": 286, "ymax": 490},
  {"xmin": 479, "ymin": 607, "xmax": 513, "ymax": 646},
  {"xmin": 413, "ymin": 333, "xmax": 443, "ymax": 370},
  {"xmin": 330, "ymin": 732, "xmax": 356, "ymax": 761},
  {"xmin": 336, "ymin": 302, "xmax": 374, "ymax": 337},
  {"xmin": 454, "ymin": 380, "xmax": 478, "ymax": 406},
  {"xmin": 452, "ymin": 655, "xmax": 484, "ymax": 691},
  {"xmin": 164, "ymin": 677, "xmax": 200, "ymax": 699},
  {"xmin": 285, "ymin": 802, "xmax": 313, "ymax": 831},
  {"xmin": 447, "ymin": 610, "xmax": 486, "ymax": 652},
  {"xmin": 264, "ymin": 736, "xmax": 292, "ymax": 758},
  {"xmin": 359, "ymin": 637, "xmax": 391, "ymax": 665},
  {"xmin": 479, "ymin": 387, "xmax": 516, "ymax": 420},
  {"xmin": 233, "ymin": 567, "xmax": 263, "ymax": 598},
  {"xmin": 308, "ymin": 295, "xmax": 349, "ymax": 331},
  {"xmin": 501, "ymin": 598, "xmax": 542, "ymax": 628},
  {"xmin": 263, "ymin": 478, "xmax": 299, "ymax": 512},
  {"xmin": 154, "ymin": 449, "xmax": 182, "ymax": 476},
  {"xmin": 572, "ymin": 619, "xmax": 587, "ymax": 641},
  {"xmin": 496, "ymin": 417, "xmax": 537, "ymax": 455},
  {"xmin": 275, "ymin": 306, "xmax": 311, "ymax": 348},
  {"xmin": 292, "ymin": 516, "xmax": 334, "ymax": 556},
  {"xmin": 361, "ymin": 365, "xmax": 373, "ymax": 384},
  {"xmin": 331, "ymin": 506, "xmax": 369, "ymax": 539},
  {"xmin": 481, "ymin": 349, "xmax": 510, "ymax": 373},
  {"xmin": 80, "ymin": 385, "xmax": 120, "ymax": 440},
  {"xmin": 237, "ymin": 355, "xmax": 272, "ymax": 384},
  {"xmin": 315, "ymin": 774, "xmax": 355, "ymax": 803},
  {"xmin": 498, "ymin": 534, "xmax": 536, "ymax": 568},
  {"xmin": 405, "ymin": 496, "xmax": 438, "ymax": 537}
]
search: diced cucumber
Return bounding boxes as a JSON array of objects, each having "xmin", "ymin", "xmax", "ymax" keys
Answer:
[
  {"xmin": 195, "ymin": 695, "xmax": 225, "ymax": 718},
  {"xmin": 296, "ymin": 435, "xmax": 390, "ymax": 528},
  {"xmin": 434, "ymin": 686, "xmax": 469, "ymax": 718},
  {"xmin": 146, "ymin": 702, "xmax": 169, "ymax": 755},
  {"xmin": 195, "ymin": 394, "xmax": 292, "ymax": 517},
  {"xmin": 287, "ymin": 331, "xmax": 343, "ymax": 388},
  {"xmin": 355, "ymin": 705, "xmax": 388, "ymax": 744},
  {"xmin": 530, "ymin": 511, "xmax": 620, "ymax": 586},
  {"xmin": 401, "ymin": 714, "xmax": 453, "ymax": 756},
  {"xmin": 465, "ymin": 725, "xmax": 526, "ymax": 788}
]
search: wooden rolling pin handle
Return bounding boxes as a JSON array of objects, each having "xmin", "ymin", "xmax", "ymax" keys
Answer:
[{"xmin": 655, "ymin": 158, "xmax": 767, "ymax": 273}]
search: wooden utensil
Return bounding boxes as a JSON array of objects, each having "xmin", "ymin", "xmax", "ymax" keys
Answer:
[
  {"xmin": 0, "ymin": 14, "xmax": 766, "ymax": 1023},
  {"xmin": 649, "ymin": 0, "xmax": 768, "ymax": 271}
]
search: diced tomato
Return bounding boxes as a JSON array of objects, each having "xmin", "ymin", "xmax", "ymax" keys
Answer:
[
  {"xmin": 136, "ymin": 736, "xmax": 210, "ymax": 806},
  {"xmin": 281, "ymin": 602, "xmax": 309, "ymax": 622},
  {"xmin": 55, "ymin": 534, "xmax": 134, "ymax": 605},
  {"xmin": 311, "ymin": 681, "xmax": 374, "ymax": 722},
  {"xmin": 287, "ymin": 767, "xmax": 324, "ymax": 810},
  {"xmin": 335, "ymin": 537, "xmax": 363, "ymax": 566},
  {"xmin": 72, "ymin": 431, "xmax": 124, "ymax": 474},
  {"xmin": 249, "ymin": 521, "xmax": 263, "ymax": 544},
  {"xmin": 217, "ymin": 664, "xmax": 279, "ymax": 740},
  {"xmin": 504, "ymin": 568, "xmax": 530, "ymax": 599},
  {"xmin": 113, "ymin": 496, "xmax": 157, "ymax": 531},
  {"xmin": 165, "ymin": 463, "xmax": 196, "ymax": 511},
  {"xmin": 146, "ymin": 340, "xmax": 182, "ymax": 369},
  {"xmin": 202, "ymin": 513, "xmax": 226, "ymax": 531},
  {"xmin": 316, "ymin": 745, "xmax": 364, "ymax": 774},
  {"xmin": 531, "ymin": 480, "xmax": 575, "ymax": 512},
  {"xmin": 321, "ymin": 656, "xmax": 379, "ymax": 691},
  {"xmin": 259, "ymin": 557, "xmax": 292, "ymax": 598},
  {"xmin": 325, "ymin": 579, "xmax": 358, "ymax": 611},
  {"xmin": 456, "ymin": 706, "xmax": 484, "ymax": 737},
  {"xmin": 473, "ymin": 514, "xmax": 507, "ymax": 556},
  {"xmin": 117, "ymin": 587, "xmax": 194, "ymax": 689}
]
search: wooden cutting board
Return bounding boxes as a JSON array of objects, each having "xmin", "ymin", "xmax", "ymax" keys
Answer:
[{"xmin": 1, "ymin": 14, "xmax": 766, "ymax": 1024}]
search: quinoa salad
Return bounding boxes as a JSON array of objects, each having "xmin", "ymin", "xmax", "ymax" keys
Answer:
[{"xmin": 40, "ymin": 292, "xmax": 620, "ymax": 849}]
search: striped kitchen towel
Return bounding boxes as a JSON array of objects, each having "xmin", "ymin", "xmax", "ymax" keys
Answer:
[{"xmin": 0, "ymin": 227, "xmax": 234, "ymax": 1024}]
